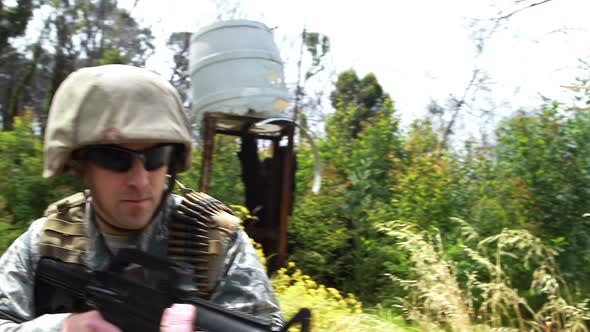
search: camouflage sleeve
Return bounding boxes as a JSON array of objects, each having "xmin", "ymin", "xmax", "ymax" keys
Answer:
[
  {"xmin": 209, "ymin": 229, "xmax": 285, "ymax": 330},
  {"xmin": 0, "ymin": 218, "xmax": 69, "ymax": 332}
]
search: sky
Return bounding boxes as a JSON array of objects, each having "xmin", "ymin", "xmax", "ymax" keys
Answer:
[{"xmin": 119, "ymin": 0, "xmax": 590, "ymax": 138}]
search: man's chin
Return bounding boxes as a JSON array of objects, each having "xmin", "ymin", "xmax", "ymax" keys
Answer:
[
  {"xmin": 114, "ymin": 209, "xmax": 152, "ymax": 229},
  {"xmin": 119, "ymin": 217, "xmax": 151, "ymax": 231}
]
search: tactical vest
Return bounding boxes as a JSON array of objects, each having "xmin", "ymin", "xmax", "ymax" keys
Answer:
[{"xmin": 38, "ymin": 189, "xmax": 240, "ymax": 299}]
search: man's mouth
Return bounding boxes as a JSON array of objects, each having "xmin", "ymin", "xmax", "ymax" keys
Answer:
[{"xmin": 122, "ymin": 198, "xmax": 149, "ymax": 204}]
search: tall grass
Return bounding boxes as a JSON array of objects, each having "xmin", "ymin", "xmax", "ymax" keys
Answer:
[
  {"xmin": 378, "ymin": 222, "xmax": 473, "ymax": 332},
  {"xmin": 378, "ymin": 218, "xmax": 590, "ymax": 331}
]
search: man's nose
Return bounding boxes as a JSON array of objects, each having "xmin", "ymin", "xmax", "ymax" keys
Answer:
[{"xmin": 126, "ymin": 157, "xmax": 149, "ymax": 188}]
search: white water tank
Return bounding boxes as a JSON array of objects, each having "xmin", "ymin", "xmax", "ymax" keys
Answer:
[{"xmin": 190, "ymin": 20, "xmax": 290, "ymax": 132}]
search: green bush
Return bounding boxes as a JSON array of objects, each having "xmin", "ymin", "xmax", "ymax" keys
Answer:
[{"xmin": 0, "ymin": 113, "xmax": 77, "ymax": 253}]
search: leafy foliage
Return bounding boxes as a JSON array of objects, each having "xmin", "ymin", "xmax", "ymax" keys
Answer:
[
  {"xmin": 389, "ymin": 120, "xmax": 455, "ymax": 231},
  {"xmin": 494, "ymin": 105, "xmax": 590, "ymax": 287},
  {"xmin": 178, "ymin": 136, "xmax": 244, "ymax": 205},
  {"xmin": 0, "ymin": 112, "xmax": 78, "ymax": 253},
  {"xmin": 327, "ymin": 70, "xmax": 392, "ymax": 142}
]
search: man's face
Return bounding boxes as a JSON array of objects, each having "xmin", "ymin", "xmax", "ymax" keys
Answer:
[{"xmin": 84, "ymin": 143, "xmax": 169, "ymax": 235}]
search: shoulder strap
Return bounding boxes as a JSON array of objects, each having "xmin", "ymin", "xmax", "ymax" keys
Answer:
[
  {"xmin": 168, "ymin": 189, "xmax": 240, "ymax": 298},
  {"xmin": 39, "ymin": 191, "xmax": 90, "ymax": 265}
]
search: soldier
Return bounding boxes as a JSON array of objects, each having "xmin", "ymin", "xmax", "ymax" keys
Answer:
[{"xmin": 0, "ymin": 64, "xmax": 283, "ymax": 331}]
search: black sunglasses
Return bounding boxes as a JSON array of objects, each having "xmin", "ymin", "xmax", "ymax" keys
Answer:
[{"xmin": 79, "ymin": 144, "xmax": 175, "ymax": 172}]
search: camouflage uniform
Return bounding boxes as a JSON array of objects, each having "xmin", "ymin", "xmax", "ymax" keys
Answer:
[
  {"xmin": 0, "ymin": 64, "xmax": 284, "ymax": 331},
  {"xmin": 0, "ymin": 194, "xmax": 283, "ymax": 331}
]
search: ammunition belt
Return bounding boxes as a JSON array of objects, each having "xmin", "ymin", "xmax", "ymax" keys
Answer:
[{"xmin": 168, "ymin": 190, "xmax": 240, "ymax": 298}]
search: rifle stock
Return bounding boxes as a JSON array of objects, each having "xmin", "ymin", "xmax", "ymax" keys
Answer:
[{"xmin": 32, "ymin": 249, "xmax": 310, "ymax": 332}]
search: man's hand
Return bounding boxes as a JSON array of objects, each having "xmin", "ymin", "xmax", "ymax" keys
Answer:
[
  {"xmin": 60, "ymin": 305, "xmax": 196, "ymax": 332},
  {"xmin": 160, "ymin": 304, "xmax": 197, "ymax": 332},
  {"xmin": 61, "ymin": 311, "xmax": 121, "ymax": 332}
]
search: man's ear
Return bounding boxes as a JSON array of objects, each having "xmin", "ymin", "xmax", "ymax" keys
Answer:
[
  {"xmin": 69, "ymin": 160, "xmax": 90, "ymax": 188},
  {"xmin": 67, "ymin": 150, "xmax": 84, "ymax": 176},
  {"xmin": 68, "ymin": 159, "xmax": 83, "ymax": 175}
]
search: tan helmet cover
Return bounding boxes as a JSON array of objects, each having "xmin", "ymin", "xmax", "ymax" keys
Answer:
[{"xmin": 43, "ymin": 64, "xmax": 193, "ymax": 178}]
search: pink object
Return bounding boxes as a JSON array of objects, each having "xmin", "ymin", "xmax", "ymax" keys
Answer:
[{"xmin": 160, "ymin": 304, "xmax": 197, "ymax": 332}]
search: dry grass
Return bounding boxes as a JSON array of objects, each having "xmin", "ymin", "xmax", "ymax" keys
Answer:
[
  {"xmin": 379, "ymin": 221, "xmax": 473, "ymax": 332},
  {"xmin": 378, "ymin": 218, "xmax": 590, "ymax": 332}
]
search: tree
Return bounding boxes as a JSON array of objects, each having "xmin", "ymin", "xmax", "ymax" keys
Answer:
[
  {"xmin": 390, "ymin": 120, "xmax": 455, "ymax": 231},
  {"xmin": 0, "ymin": 0, "xmax": 42, "ymax": 131},
  {"xmin": 0, "ymin": 45, "xmax": 29, "ymax": 131},
  {"xmin": 493, "ymin": 104, "xmax": 590, "ymax": 287},
  {"xmin": 1, "ymin": 0, "xmax": 155, "ymax": 131},
  {"xmin": 0, "ymin": 0, "xmax": 35, "ymax": 54},
  {"xmin": 167, "ymin": 32, "xmax": 191, "ymax": 105},
  {"xmin": 289, "ymin": 69, "xmax": 405, "ymax": 303},
  {"xmin": 5, "ymin": 42, "xmax": 43, "ymax": 131},
  {"xmin": 292, "ymin": 29, "xmax": 330, "ymax": 128},
  {"xmin": 42, "ymin": 0, "xmax": 154, "ymax": 110},
  {"xmin": 327, "ymin": 70, "xmax": 389, "ymax": 140},
  {"xmin": 428, "ymin": 0, "xmax": 556, "ymax": 147}
]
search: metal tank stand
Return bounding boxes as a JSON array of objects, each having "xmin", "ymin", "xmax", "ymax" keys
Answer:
[{"xmin": 199, "ymin": 112, "xmax": 294, "ymax": 272}]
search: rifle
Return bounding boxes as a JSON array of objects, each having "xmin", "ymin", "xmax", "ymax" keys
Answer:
[{"xmin": 32, "ymin": 248, "xmax": 311, "ymax": 332}]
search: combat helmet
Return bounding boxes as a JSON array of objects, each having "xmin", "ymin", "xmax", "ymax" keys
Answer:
[{"xmin": 43, "ymin": 64, "xmax": 193, "ymax": 178}]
